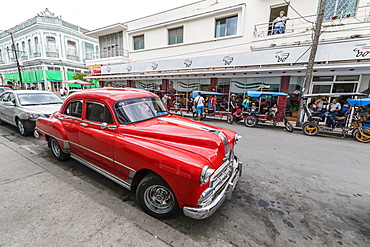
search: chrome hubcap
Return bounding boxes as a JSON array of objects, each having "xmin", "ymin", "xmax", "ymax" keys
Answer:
[
  {"xmin": 143, "ymin": 185, "xmax": 174, "ymax": 214},
  {"xmin": 17, "ymin": 119, "xmax": 24, "ymax": 134},
  {"xmin": 50, "ymin": 139, "xmax": 61, "ymax": 157}
]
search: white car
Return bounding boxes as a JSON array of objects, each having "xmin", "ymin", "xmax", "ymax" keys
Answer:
[{"xmin": 0, "ymin": 90, "xmax": 63, "ymax": 136}]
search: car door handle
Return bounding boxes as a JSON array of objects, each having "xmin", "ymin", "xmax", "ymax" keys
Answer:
[{"xmin": 80, "ymin": 123, "xmax": 88, "ymax": 127}]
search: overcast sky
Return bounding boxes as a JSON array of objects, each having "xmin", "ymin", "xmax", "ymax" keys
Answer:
[{"xmin": 0, "ymin": 0, "xmax": 198, "ymax": 31}]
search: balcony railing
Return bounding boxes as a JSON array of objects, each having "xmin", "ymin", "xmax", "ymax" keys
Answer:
[
  {"xmin": 46, "ymin": 51, "xmax": 59, "ymax": 58},
  {"xmin": 85, "ymin": 48, "xmax": 129, "ymax": 61},
  {"xmin": 254, "ymin": 5, "xmax": 370, "ymax": 38},
  {"xmin": 67, "ymin": 54, "xmax": 80, "ymax": 61}
]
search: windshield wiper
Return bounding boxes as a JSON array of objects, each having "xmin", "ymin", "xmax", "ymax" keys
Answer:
[{"xmin": 21, "ymin": 103, "xmax": 42, "ymax": 106}]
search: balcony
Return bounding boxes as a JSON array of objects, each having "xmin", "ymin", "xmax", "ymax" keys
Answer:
[
  {"xmin": 34, "ymin": 52, "xmax": 41, "ymax": 58},
  {"xmin": 21, "ymin": 55, "xmax": 28, "ymax": 60},
  {"xmin": 46, "ymin": 52, "xmax": 59, "ymax": 58},
  {"xmin": 85, "ymin": 48, "xmax": 129, "ymax": 61},
  {"xmin": 67, "ymin": 54, "xmax": 80, "ymax": 61},
  {"xmin": 253, "ymin": 5, "xmax": 370, "ymax": 38}
]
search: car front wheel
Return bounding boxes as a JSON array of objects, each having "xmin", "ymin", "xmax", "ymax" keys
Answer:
[
  {"xmin": 136, "ymin": 173, "xmax": 180, "ymax": 219},
  {"xmin": 49, "ymin": 137, "xmax": 70, "ymax": 161},
  {"xmin": 17, "ymin": 118, "xmax": 31, "ymax": 136}
]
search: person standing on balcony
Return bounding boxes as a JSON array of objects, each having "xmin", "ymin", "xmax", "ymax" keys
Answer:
[{"xmin": 273, "ymin": 11, "xmax": 289, "ymax": 34}]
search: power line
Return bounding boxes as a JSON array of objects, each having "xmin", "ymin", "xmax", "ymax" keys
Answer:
[{"xmin": 284, "ymin": 0, "xmax": 314, "ymax": 24}]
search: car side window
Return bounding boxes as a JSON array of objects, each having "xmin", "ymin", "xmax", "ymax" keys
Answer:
[
  {"xmin": 64, "ymin": 101, "xmax": 83, "ymax": 118},
  {"xmin": 86, "ymin": 102, "xmax": 113, "ymax": 124},
  {"xmin": 0, "ymin": 92, "xmax": 9, "ymax": 101},
  {"xmin": 8, "ymin": 93, "xmax": 15, "ymax": 104}
]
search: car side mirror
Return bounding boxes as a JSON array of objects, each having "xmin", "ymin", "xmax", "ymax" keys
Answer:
[{"xmin": 4, "ymin": 101, "xmax": 15, "ymax": 107}]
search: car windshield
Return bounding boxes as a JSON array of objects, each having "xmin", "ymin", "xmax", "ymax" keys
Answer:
[
  {"xmin": 18, "ymin": 93, "xmax": 64, "ymax": 106},
  {"xmin": 115, "ymin": 97, "xmax": 168, "ymax": 123}
]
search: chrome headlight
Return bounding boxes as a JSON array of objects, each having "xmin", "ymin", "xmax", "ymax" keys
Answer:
[
  {"xmin": 200, "ymin": 165, "xmax": 215, "ymax": 184},
  {"xmin": 26, "ymin": 113, "xmax": 44, "ymax": 119}
]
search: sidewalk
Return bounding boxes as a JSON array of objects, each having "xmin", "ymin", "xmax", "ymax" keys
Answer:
[{"xmin": 0, "ymin": 135, "xmax": 200, "ymax": 247}]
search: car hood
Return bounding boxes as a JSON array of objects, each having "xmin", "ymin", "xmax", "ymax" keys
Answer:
[
  {"xmin": 21, "ymin": 104, "xmax": 63, "ymax": 116},
  {"xmin": 118, "ymin": 115, "xmax": 234, "ymax": 167}
]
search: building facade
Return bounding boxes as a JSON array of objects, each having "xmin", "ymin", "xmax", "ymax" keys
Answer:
[
  {"xmin": 0, "ymin": 8, "xmax": 99, "ymax": 91},
  {"xmin": 85, "ymin": 0, "xmax": 370, "ymax": 111}
]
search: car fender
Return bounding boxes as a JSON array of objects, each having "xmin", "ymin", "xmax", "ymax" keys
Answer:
[
  {"xmin": 114, "ymin": 135, "xmax": 211, "ymax": 208},
  {"xmin": 36, "ymin": 117, "xmax": 70, "ymax": 152}
]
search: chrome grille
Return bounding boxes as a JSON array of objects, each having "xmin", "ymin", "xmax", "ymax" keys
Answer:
[{"xmin": 199, "ymin": 152, "xmax": 234, "ymax": 206}]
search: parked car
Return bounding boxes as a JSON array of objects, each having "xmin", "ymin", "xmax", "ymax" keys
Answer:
[
  {"xmin": 0, "ymin": 90, "xmax": 64, "ymax": 136},
  {"xmin": 35, "ymin": 88, "xmax": 242, "ymax": 219},
  {"xmin": 0, "ymin": 86, "xmax": 12, "ymax": 94}
]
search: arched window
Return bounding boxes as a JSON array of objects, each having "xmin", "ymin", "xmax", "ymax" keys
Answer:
[
  {"xmin": 34, "ymin": 37, "xmax": 39, "ymax": 53},
  {"xmin": 67, "ymin": 40, "xmax": 77, "ymax": 56},
  {"xmin": 22, "ymin": 41, "xmax": 26, "ymax": 55},
  {"xmin": 46, "ymin": 36, "xmax": 57, "ymax": 53},
  {"xmin": 28, "ymin": 39, "xmax": 32, "ymax": 57}
]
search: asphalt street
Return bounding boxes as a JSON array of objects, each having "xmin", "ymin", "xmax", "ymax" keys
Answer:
[{"xmin": 1, "ymin": 117, "xmax": 369, "ymax": 246}]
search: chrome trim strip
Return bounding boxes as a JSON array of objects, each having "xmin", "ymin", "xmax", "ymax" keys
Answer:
[
  {"xmin": 59, "ymin": 113, "xmax": 117, "ymax": 128},
  {"xmin": 158, "ymin": 117, "xmax": 219, "ymax": 132},
  {"xmin": 158, "ymin": 117, "xmax": 228, "ymax": 153},
  {"xmin": 36, "ymin": 127, "xmax": 70, "ymax": 153},
  {"xmin": 71, "ymin": 153, "xmax": 133, "ymax": 190},
  {"xmin": 36, "ymin": 128, "xmax": 135, "ymax": 172}
]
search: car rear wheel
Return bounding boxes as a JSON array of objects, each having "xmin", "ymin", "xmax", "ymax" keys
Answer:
[
  {"xmin": 302, "ymin": 122, "xmax": 319, "ymax": 136},
  {"xmin": 244, "ymin": 115, "xmax": 258, "ymax": 127},
  {"xmin": 17, "ymin": 118, "xmax": 31, "ymax": 136},
  {"xmin": 49, "ymin": 137, "xmax": 70, "ymax": 161},
  {"xmin": 227, "ymin": 114, "xmax": 233, "ymax": 124},
  {"xmin": 284, "ymin": 121, "xmax": 294, "ymax": 132},
  {"xmin": 136, "ymin": 173, "xmax": 180, "ymax": 219}
]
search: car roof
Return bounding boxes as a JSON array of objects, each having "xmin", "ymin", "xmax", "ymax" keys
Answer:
[
  {"xmin": 8, "ymin": 90, "xmax": 56, "ymax": 95},
  {"xmin": 68, "ymin": 88, "xmax": 157, "ymax": 102}
]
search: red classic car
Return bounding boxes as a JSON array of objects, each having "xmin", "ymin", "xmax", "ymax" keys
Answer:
[{"xmin": 35, "ymin": 88, "xmax": 242, "ymax": 219}]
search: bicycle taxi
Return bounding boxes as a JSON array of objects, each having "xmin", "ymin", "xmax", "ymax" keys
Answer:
[
  {"xmin": 191, "ymin": 91, "xmax": 229, "ymax": 120},
  {"xmin": 300, "ymin": 92, "xmax": 370, "ymax": 143},
  {"xmin": 227, "ymin": 91, "xmax": 293, "ymax": 132}
]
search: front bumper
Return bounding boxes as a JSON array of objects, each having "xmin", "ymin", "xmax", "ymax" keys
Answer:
[
  {"xmin": 183, "ymin": 156, "xmax": 242, "ymax": 219},
  {"xmin": 21, "ymin": 119, "xmax": 36, "ymax": 132}
]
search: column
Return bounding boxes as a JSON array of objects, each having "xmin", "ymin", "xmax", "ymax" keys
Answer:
[
  {"xmin": 162, "ymin": 79, "xmax": 168, "ymax": 92},
  {"xmin": 278, "ymin": 76, "xmax": 290, "ymax": 110},
  {"xmin": 210, "ymin": 78, "xmax": 218, "ymax": 92}
]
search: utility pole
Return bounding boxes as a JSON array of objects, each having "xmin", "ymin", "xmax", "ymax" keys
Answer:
[
  {"xmin": 9, "ymin": 32, "xmax": 23, "ymax": 85},
  {"xmin": 296, "ymin": 0, "xmax": 327, "ymax": 126},
  {"xmin": 2, "ymin": 30, "xmax": 23, "ymax": 86}
]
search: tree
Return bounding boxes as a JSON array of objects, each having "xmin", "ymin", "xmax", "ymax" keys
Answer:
[{"xmin": 72, "ymin": 72, "xmax": 88, "ymax": 81}]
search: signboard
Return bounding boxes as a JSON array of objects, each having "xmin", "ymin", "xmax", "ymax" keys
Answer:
[
  {"xmin": 88, "ymin": 65, "xmax": 101, "ymax": 75},
  {"xmin": 100, "ymin": 38, "xmax": 370, "ymax": 75}
]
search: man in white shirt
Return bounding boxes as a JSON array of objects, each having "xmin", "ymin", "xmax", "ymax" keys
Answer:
[
  {"xmin": 194, "ymin": 92, "xmax": 205, "ymax": 121},
  {"xmin": 327, "ymin": 98, "xmax": 341, "ymax": 128}
]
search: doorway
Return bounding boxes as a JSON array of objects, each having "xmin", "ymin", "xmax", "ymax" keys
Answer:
[{"xmin": 269, "ymin": 5, "xmax": 289, "ymax": 35}]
